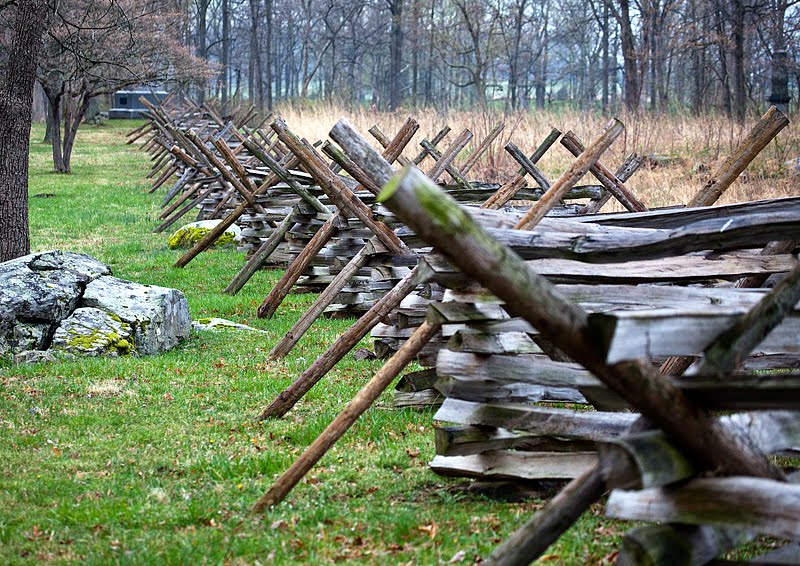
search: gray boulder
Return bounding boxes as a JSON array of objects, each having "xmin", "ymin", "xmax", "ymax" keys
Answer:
[
  {"xmin": 0, "ymin": 251, "xmax": 111, "ymax": 354},
  {"xmin": 0, "ymin": 250, "xmax": 190, "ymax": 359},
  {"xmin": 83, "ymin": 277, "xmax": 191, "ymax": 355},
  {"xmin": 51, "ymin": 308, "xmax": 134, "ymax": 357}
]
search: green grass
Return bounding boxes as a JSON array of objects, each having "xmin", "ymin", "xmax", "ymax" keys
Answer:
[{"xmin": 0, "ymin": 120, "xmax": 777, "ymax": 564}]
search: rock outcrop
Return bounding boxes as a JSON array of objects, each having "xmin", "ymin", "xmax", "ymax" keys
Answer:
[{"xmin": 0, "ymin": 250, "xmax": 191, "ymax": 360}]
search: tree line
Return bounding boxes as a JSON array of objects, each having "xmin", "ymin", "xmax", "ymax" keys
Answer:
[{"xmin": 191, "ymin": 0, "xmax": 798, "ymax": 118}]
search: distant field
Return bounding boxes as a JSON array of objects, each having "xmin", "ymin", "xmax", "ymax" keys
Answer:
[
  {"xmin": 275, "ymin": 103, "xmax": 800, "ymax": 209},
  {"xmin": 0, "ymin": 110, "xmax": 791, "ymax": 564}
]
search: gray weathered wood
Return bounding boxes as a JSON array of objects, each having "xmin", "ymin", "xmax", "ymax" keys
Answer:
[
  {"xmin": 430, "ymin": 451, "xmax": 597, "ymax": 480},
  {"xmin": 515, "ymin": 119, "xmax": 624, "ymax": 229},
  {"xmin": 606, "ymin": 476, "xmax": 800, "ymax": 539}
]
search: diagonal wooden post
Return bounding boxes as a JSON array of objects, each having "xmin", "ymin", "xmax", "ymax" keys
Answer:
[
  {"xmin": 253, "ymin": 320, "xmax": 442, "ymax": 511},
  {"xmin": 560, "ymin": 130, "xmax": 648, "ymax": 212},
  {"xmin": 252, "ymin": 120, "xmax": 414, "ymax": 318},
  {"xmin": 687, "ymin": 106, "xmax": 789, "ymax": 207},
  {"xmin": 481, "ymin": 128, "xmax": 562, "ymax": 209},
  {"xmin": 515, "ymin": 120, "xmax": 625, "ymax": 229}
]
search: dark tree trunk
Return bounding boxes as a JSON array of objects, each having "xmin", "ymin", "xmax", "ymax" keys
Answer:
[
  {"xmin": 731, "ymin": 0, "xmax": 746, "ymax": 121},
  {"xmin": 388, "ymin": 0, "xmax": 404, "ymax": 110},
  {"xmin": 196, "ymin": 0, "xmax": 210, "ymax": 103},
  {"xmin": 614, "ymin": 0, "xmax": 639, "ymax": 112},
  {"xmin": 221, "ymin": 0, "xmax": 231, "ymax": 110},
  {"xmin": 264, "ymin": 0, "xmax": 273, "ymax": 109},
  {"xmin": 0, "ymin": 0, "xmax": 49, "ymax": 262},
  {"xmin": 767, "ymin": 0, "xmax": 790, "ymax": 113}
]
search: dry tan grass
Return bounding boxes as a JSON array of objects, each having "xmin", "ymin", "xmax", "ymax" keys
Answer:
[{"xmin": 272, "ymin": 102, "xmax": 800, "ymax": 210}]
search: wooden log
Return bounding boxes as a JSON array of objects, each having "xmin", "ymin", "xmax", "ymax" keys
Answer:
[
  {"xmin": 252, "ymin": 321, "xmax": 441, "ymax": 510},
  {"xmin": 481, "ymin": 127, "xmax": 561, "ymax": 209},
  {"xmin": 268, "ymin": 243, "xmax": 374, "ymax": 357},
  {"xmin": 379, "ymin": 165, "xmax": 781, "ymax": 479},
  {"xmin": 560, "ymin": 130, "xmax": 648, "ymax": 213},
  {"xmin": 403, "ymin": 214, "xmax": 800, "ymax": 263},
  {"xmin": 224, "ymin": 207, "xmax": 298, "ymax": 295},
  {"xmin": 580, "ymin": 152, "xmax": 645, "ymax": 214},
  {"xmin": 424, "ymin": 129, "xmax": 473, "ymax": 182},
  {"xmin": 515, "ymin": 120, "xmax": 625, "ymax": 229},
  {"xmin": 256, "ymin": 211, "xmax": 344, "ymax": 319},
  {"xmin": 734, "ymin": 240, "xmax": 798, "ymax": 288},
  {"xmin": 256, "ymin": 262, "xmax": 433, "ymax": 419},
  {"xmin": 505, "ymin": 142, "xmax": 551, "ymax": 190},
  {"xmin": 459, "ymin": 123, "xmax": 505, "ymax": 177},
  {"xmin": 420, "ymin": 139, "xmax": 473, "ymax": 191},
  {"xmin": 430, "ymin": 451, "xmax": 597, "ymax": 481},
  {"xmin": 689, "ymin": 262, "xmax": 800, "ymax": 375},
  {"xmin": 606, "ymin": 476, "xmax": 800, "ymax": 539},
  {"xmin": 411, "ymin": 126, "xmax": 450, "ymax": 166},
  {"xmin": 687, "ymin": 106, "xmax": 790, "ymax": 207},
  {"xmin": 434, "ymin": 398, "xmax": 636, "ymax": 439},
  {"xmin": 589, "ymin": 308, "xmax": 800, "ymax": 364},
  {"xmin": 161, "ymin": 168, "xmax": 196, "ymax": 208},
  {"xmin": 271, "ymin": 119, "xmax": 407, "ymax": 255},
  {"xmin": 239, "ymin": 136, "xmax": 329, "ymax": 216},
  {"xmin": 434, "ymin": 426, "xmax": 597, "ymax": 457}
]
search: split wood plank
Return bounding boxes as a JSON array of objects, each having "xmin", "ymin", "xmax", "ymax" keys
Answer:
[
  {"xmin": 560, "ymin": 130, "xmax": 648, "ymax": 212},
  {"xmin": 481, "ymin": 128, "xmax": 561, "ymax": 209}
]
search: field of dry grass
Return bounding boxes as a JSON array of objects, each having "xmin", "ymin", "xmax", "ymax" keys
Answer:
[{"xmin": 272, "ymin": 102, "xmax": 800, "ymax": 210}]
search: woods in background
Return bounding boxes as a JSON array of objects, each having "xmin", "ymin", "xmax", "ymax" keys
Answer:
[{"xmin": 186, "ymin": 0, "xmax": 799, "ymax": 118}]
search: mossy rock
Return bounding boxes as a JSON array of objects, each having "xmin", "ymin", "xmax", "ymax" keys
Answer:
[{"xmin": 168, "ymin": 220, "xmax": 241, "ymax": 250}]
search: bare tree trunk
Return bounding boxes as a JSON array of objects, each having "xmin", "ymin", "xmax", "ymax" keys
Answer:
[
  {"xmin": 767, "ymin": 0, "xmax": 790, "ymax": 113},
  {"xmin": 614, "ymin": 0, "xmax": 639, "ymax": 112},
  {"xmin": 0, "ymin": 0, "xmax": 49, "ymax": 262},
  {"xmin": 221, "ymin": 0, "xmax": 231, "ymax": 110},
  {"xmin": 388, "ymin": 0, "xmax": 404, "ymax": 110},
  {"xmin": 264, "ymin": 0, "xmax": 273, "ymax": 109},
  {"xmin": 731, "ymin": 0, "xmax": 746, "ymax": 121},
  {"xmin": 196, "ymin": 0, "xmax": 210, "ymax": 103},
  {"xmin": 248, "ymin": 0, "xmax": 263, "ymax": 108}
]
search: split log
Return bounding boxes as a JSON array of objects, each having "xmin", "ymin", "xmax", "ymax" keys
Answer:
[
  {"xmin": 430, "ymin": 451, "xmax": 597, "ymax": 481},
  {"xmin": 505, "ymin": 142, "xmax": 551, "ymax": 190},
  {"xmin": 580, "ymin": 152, "xmax": 645, "ymax": 214},
  {"xmin": 378, "ymin": 164, "xmax": 781, "ymax": 478},
  {"xmin": 606, "ymin": 476, "xmax": 800, "ymax": 539},
  {"xmin": 688, "ymin": 106, "xmax": 789, "ymax": 207},
  {"xmin": 252, "ymin": 321, "xmax": 441, "ymax": 510},
  {"xmin": 515, "ymin": 119, "xmax": 625, "ymax": 229},
  {"xmin": 481, "ymin": 128, "xmax": 561, "ymax": 209},
  {"xmin": 560, "ymin": 130, "xmax": 648, "ymax": 213}
]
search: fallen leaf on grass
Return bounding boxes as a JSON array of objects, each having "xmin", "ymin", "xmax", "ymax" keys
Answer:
[
  {"xmin": 163, "ymin": 392, "xmax": 174, "ymax": 401},
  {"xmin": 417, "ymin": 522, "xmax": 438, "ymax": 539}
]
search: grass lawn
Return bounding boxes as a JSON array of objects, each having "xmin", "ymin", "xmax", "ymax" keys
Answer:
[{"xmin": 0, "ymin": 116, "xmax": 789, "ymax": 564}]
